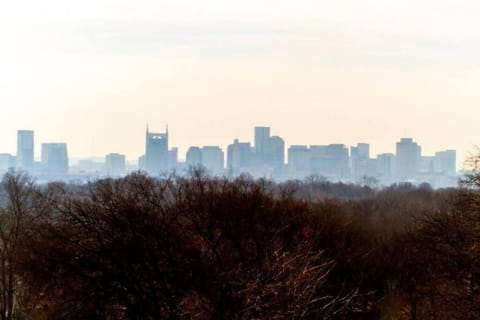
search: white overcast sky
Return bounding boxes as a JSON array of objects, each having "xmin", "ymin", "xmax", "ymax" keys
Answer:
[{"xmin": 1, "ymin": 0, "xmax": 480, "ymax": 165}]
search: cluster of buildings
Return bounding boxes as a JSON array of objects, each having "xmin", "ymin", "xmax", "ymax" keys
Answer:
[
  {"xmin": 129, "ymin": 126, "xmax": 457, "ymax": 187},
  {"xmin": 0, "ymin": 130, "xmax": 68, "ymax": 179},
  {"xmin": 0, "ymin": 127, "xmax": 458, "ymax": 187}
]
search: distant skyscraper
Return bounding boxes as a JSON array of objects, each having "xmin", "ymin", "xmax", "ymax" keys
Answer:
[
  {"xmin": 145, "ymin": 126, "xmax": 169, "ymax": 175},
  {"xmin": 254, "ymin": 126, "xmax": 270, "ymax": 155},
  {"xmin": 17, "ymin": 130, "xmax": 34, "ymax": 173},
  {"xmin": 420, "ymin": 156, "xmax": 435, "ymax": 173},
  {"xmin": 376, "ymin": 153, "xmax": 395, "ymax": 181},
  {"xmin": 227, "ymin": 139, "xmax": 253, "ymax": 174},
  {"xmin": 186, "ymin": 146, "xmax": 203, "ymax": 168},
  {"xmin": 105, "ymin": 153, "xmax": 126, "ymax": 177},
  {"xmin": 309, "ymin": 144, "xmax": 350, "ymax": 179},
  {"xmin": 252, "ymin": 127, "xmax": 285, "ymax": 178},
  {"xmin": 41, "ymin": 143, "xmax": 68, "ymax": 175},
  {"xmin": 395, "ymin": 138, "xmax": 421, "ymax": 179},
  {"xmin": 138, "ymin": 155, "xmax": 146, "ymax": 171},
  {"xmin": 287, "ymin": 145, "xmax": 310, "ymax": 178},
  {"xmin": 264, "ymin": 136, "xmax": 285, "ymax": 176},
  {"xmin": 0, "ymin": 154, "xmax": 15, "ymax": 173},
  {"xmin": 168, "ymin": 148, "xmax": 178, "ymax": 170},
  {"xmin": 434, "ymin": 150, "xmax": 456, "ymax": 177},
  {"xmin": 351, "ymin": 143, "xmax": 371, "ymax": 181},
  {"xmin": 201, "ymin": 146, "xmax": 224, "ymax": 175}
]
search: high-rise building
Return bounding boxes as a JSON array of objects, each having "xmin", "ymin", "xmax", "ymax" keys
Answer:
[
  {"xmin": 186, "ymin": 146, "xmax": 203, "ymax": 168},
  {"xmin": 168, "ymin": 148, "xmax": 178, "ymax": 170},
  {"xmin": 287, "ymin": 145, "xmax": 310, "ymax": 178},
  {"xmin": 105, "ymin": 153, "xmax": 126, "ymax": 177},
  {"xmin": 376, "ymin": 153, "xmax": 395, "ymax": 181},
  {"xmin": 352, "ymin": 143, "xmax": 369, "ymax": 159},
  {"xmin": 309, "ymin": 144, "xmax": 350, "ymax": 179},
  {"xmin": 327, "ymin": 144, "xmax": 350, "ymax": 178},
  {"xmin": 264, "ymin": 136, "xmax": 285, "ymax": 176},
  {"xmin": 41, "ymin": 143, "xmax": 69, "ymax": 175},
  {"xmin": 227, "ymin": 139, "xmax": 253, "ymax": 174},
  {"xmin": 138, "ymin": 155, "xmax": 146, "ymax": 171},
  {"xmin": 201, "ymin": 146, "xmax": 224, "ymax": 175},
  {"xmin": 0, "ymin": 154, "xmax": 15, "ymax": 173},
  {"xmin": 16, "ymin": 130, "xmax": 34, "ymax": 173},
  {"xmin": 351, "ymin": 143, "xmax": 371, "ymax": 181},
  {"xmin": 420, "ymin": 156, "xmax": 435, "ymax": 173},
  {"xmin": 254, "ymin": 126, "xmax": 270, "ymax": 155},
  {"xmin": 145, "ymin": 126, "xmax": 169, "ymax": 175},
  {"xmin": 395, "ymin": 138, "xmax": 421, "ymax": 179},
  {"xmin": 434, "ymin": 150, "xmax": 456, "ymax": 177}
]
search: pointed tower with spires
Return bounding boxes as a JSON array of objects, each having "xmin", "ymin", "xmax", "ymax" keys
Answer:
[{"xmin": 145, "ymin": 124, "xmax": 169, "ymax": 175}]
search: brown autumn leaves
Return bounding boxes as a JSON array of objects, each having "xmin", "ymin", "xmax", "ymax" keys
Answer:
[{"xmin": 0, "ymin": 167, "xmax": 478, "ymax": 319}]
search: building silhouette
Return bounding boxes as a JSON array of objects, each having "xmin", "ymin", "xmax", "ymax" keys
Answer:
[
  {"xmin": 264, "ymin": 136, "xmax": 285, "ymax": 176},
  {"xmin": 376, "ymin": 153, "xmax": 395, "ymax": 181},
  {"xmin": 254, "ymin": 127, "xmax": 270, "ymax": 156},
  {"xmin": 434, "ymin": 150, "xmax": 456, "ymax": 177},
  {"xmin": 168, "ymin": 147, "xmax": 178, "ymax": 170},
  {"xmin": 395, "ymin": 138, "xmax": 421, "ymax": 179},
  {"xmin": 0, "ymin": 154, "xmax": 15, "ymax": 173},
  {"xmin": 16, "ymin": 130, "xmax": 34, "ymax": 173},
  {"xmin": 253, "ymin": 127, "xmax": 285, "ymax": 178},
  {"xmin": 287, "ymin": 145, "xmax": 310, "ymax": 178},
  {"xmin": 145, "ymin": 126, "xmax": 169, "ymax": 175},
  {"xmin": 41, "ymin": 143, "xmax": 69, "ymax": 176},
  {"xmin": 105, "ymin": 153, "xmax": 126, "ymax": 177},
  {"xmin": 186, "ymin": 147, "xmax": 203, "ymax": 168},
  {"xmin": 227, "ymin": 139, "xmax": 253, "ymax": 175},
  {"xmin": 351, "ymin": 143, "xmax": 373, "ymax": 181},
  {"xmin": 201, "ymin": 146, "xmax": 224, "ymax": 175},
  {"xmin": 309, "ymin": 144, "xmax": 350, "ymax": 179}
]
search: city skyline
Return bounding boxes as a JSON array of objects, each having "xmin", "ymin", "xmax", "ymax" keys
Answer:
[
  {"xmin": 0, "ymin": 125, "xmax": 463, "ymax": 167},
  {"xmin": 0, "ymin": 126, "xmax": 458, "ymax": 189}
]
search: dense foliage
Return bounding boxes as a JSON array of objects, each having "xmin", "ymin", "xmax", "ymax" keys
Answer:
[{"xmin": 0, "ymin": 170, "xmax": 478, "ymax": 319}]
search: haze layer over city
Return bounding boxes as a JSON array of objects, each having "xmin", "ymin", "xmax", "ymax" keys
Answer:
[
  {"xmin": 1, "ymin": 0, "xmax": 479, "ymax": 168},
  {"xmin": 0, "ymin": 127, "xmax": 457, "ymax": 188}
]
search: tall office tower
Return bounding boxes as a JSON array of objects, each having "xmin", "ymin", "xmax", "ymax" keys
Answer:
[
  {"xmin": 309, "ymin": 144, "xmax": 350, "ymax": 179},
  {"xmin": 351, "ymin": 143, "xmax": 371, "ymax": 181},
  {"xmin": 0, "ymin": 154, "xmax": 15, "ymax": 173},
  {"xmin": 254, "ymin": 126, "xmax": 271, "ymax": 155},
  {"xmin": 395, "ymin": 138, "xmax": 421, "ymax": 180},
  {"xmin": 41, "ymin": 143, "xmax": 69, "ymax": 175},
  {"xmin": 351, "ymin": 143, "xmax": 369, "ymax": 159},
  {"xmin": 186, "ymin": 146, "xmax": 203, "ymax": 168},
  {"xmin": 327, "ymin": 144, "xmax": 350, "ymax": 179},
  {"xmin": 138, "ymin": 155, "xmax": 146, "ymax": 171},
  {"xmin": 420, "ymin": 156, "xmax": 435, "ymax": 173},
  {"xmin": 264, "ymin": 136, "xmax": 285, "ymax": 175},
  {"xmin": 16, "ymin": 130, "xmax": 34, "ymax": 173},
  {"xmin": 168, "ymin": 148, "xmax": 178, "ymax": 170},
  {"xmin": 201, "ymin": 146, "xmax": 224, "ymax": 175},
  {"xmin": 376, "ymin": 153, "xmax": 395, "ymax": 181},
  {"xmin": 287, "ymin": 145, "xmax": 310, "ymax": 178},
  {"xmin": 309, "ymin": 145, "xmax": 328, "ymax": 175},
  {"xmin": 105, "ymin": 153, "xmax": 126, "ymax": 177},
  {"xmin": 145, "ymin": 126, "xmax": 169, "ymax": 175},
  {"xmin": 227, "ymin": 139, "xmax": 253, "ymax": 174},
  {"xmin": 434, "ymin": 150, "xmax": 456, "ymax": 177}
]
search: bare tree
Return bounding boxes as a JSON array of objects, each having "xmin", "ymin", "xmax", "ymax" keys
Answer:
[{"xmin": 0, "ymin": 172, "xmax": 41, "ymax": 320}]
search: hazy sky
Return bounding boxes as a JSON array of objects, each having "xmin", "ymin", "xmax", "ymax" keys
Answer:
[{"xmin": 1, "ymin": 1, "xmax": 480, "ymax": 165}]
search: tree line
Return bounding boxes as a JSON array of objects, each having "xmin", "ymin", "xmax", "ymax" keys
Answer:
[{"xmin": 0, "ymin": 169, "xmax": 478, "ymax": 319}]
